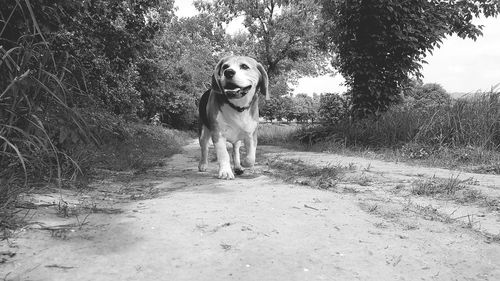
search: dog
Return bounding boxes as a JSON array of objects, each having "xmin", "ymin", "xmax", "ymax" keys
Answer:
[{"xmin": 198, "ymin": 55, "xmax": 269, "ymax": 179}]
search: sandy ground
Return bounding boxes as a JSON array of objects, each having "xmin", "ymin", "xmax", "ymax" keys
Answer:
[{"xmin": 2, "ymin": 140, "xmax": 500, "ymax": 281}]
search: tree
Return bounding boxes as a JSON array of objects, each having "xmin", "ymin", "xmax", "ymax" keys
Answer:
[
  {"xmin": 195, "ymin": 0, "xmax": 329, "ymax": 80},
  {"xmin": 403, "ymin": 80, "xmax": 451, "ymax": 108},
  {"xmin": 259, "ymin": 75, "xmax": 293, "ymax": 121},
  {"xmin": 321, "ymin": 0, "xmax": 500, "ymax": 118},
  {"xmin": 318, "ymin": 93, "xmax": 349, "ymax": 123},
  {"xmin": 137, "ymin": 13, "xmax": 228, "ymax": 129},
  {"xmin": 292, "ymin": 94, "xmax": 317, "ymax": 122},
  {"xmin": 0, "ymin": 0, "xmax": 175, "ymax": 184}
]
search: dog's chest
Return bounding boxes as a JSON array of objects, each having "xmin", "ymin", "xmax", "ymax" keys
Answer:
[{"xmin": 217, "ymin": 105, "xmax": 258, "ymax": 142}]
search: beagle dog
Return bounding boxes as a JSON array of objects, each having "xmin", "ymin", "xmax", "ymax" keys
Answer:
[{"xmin": 198, "ymin": 56, "xmax": 269, "ymax": 179}]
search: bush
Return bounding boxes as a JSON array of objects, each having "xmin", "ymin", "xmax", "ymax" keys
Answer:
[
  {"xmin": 403, "ymin": 81, "xmax": 451, "ymax": 108},
  {"xmin": 318, "ymin": 93, "xmax": 349, "ymax": 123},
  {"xmin": 296, "ymin": 90, "xmax": 500, "ymax": 151}
]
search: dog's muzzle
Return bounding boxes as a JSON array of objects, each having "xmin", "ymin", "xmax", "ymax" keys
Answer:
[{"xmin": 223, "ymin": 84, "xmax": 252, "ymax": 99}]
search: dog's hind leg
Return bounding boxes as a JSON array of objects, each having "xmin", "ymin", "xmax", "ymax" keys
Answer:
[
  {"xmin": 198, "ymin": 125, "xmax": 210, "ymax": 172},
  {"xmin": 233, "ymin": 140, "xmax": 244, "ymax": 175},
  {"xmin": 242, "ymin": 131, "xmax": 257, "ymax": 168}
]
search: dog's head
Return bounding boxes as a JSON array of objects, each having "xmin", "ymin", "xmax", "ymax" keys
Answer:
[{"xmin": 212, "ymin": 56, "xmax": 269, "ymax": 104}]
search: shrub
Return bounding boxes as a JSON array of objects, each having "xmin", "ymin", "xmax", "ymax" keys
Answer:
[
  {"xmin": 296, "ymin": 90, "xmax": 499, "ymax": 153},
  {"xmin": 318, "ymin": 93, "xmax": 349, "ymax": 124},
  {"xmin": 404, "ymin": 81, "xmax": 451, "ymax": 108}
]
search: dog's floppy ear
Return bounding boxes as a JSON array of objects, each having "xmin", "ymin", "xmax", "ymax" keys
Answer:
[
  {"xmin": 256, "ymin": 63, "xmax": 269, "ymax": 100},
  {"xmin": 211, "ymin": 58, "xmax": 225, "ymax": 93}
]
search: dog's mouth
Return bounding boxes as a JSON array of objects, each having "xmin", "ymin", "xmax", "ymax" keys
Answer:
[{"xmin": 223, "ymin": 83, "xmax": 252, "ymax": 99}]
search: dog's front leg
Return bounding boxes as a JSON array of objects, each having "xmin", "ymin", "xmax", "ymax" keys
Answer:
[
  {"xmin": 213, "ymin": 134, "xmax": 234, "ymax": 180},
  {"xmin": 242, "ymin": 132, "xmax": 257, "ymax": 168},
  {"xmin": 232, "ymin": 141, "xmax": 244, "ymax": 175}
]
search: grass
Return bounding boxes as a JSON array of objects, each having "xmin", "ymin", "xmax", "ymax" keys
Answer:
[
  {"xmin": 258, "ymin": 122, "xmax": 302, "ymax": 145},
  {"xmin": 410, "ymin": 176, "xmax": 470, "ymax": 196},
  {"xmin": 266, "ymin": 157, "xmax": 347, "ymax": 190},
  {"xmin": 0, "ymin": 122, "xmax": 193, "ymax": 239},
  {"xmin": 259, "ymin": 90, "xmax": 500, "ymax": 174},
  {"xmin": 1, "ymin": 1, "xmax": 93, "ymax": 235},
  {"xmin": 0, "ymin": 1, "xmax": 198, "ymax": 238},
  {"xmin": 86, "ymin": 123, "xmax": 193, "ymax": 172}
]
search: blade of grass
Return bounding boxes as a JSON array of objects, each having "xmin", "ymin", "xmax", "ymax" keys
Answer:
[{"xmin": 0, "ymin": 135, "xmax": 27, "ymax": 184}]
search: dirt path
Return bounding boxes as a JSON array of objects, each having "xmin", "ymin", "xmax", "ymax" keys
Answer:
[{"xmin": 2, "ymin": 140, "xmax": 500, "ymax": 280}]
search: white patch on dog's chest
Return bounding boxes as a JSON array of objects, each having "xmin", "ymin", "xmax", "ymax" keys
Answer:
[{"xmin": 217, "ymin": 105, "xmax": 257, "ymax": 143}]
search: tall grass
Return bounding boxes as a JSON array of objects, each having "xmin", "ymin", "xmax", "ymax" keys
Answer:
[
  {"xmin": 258, "ymin": 122, "xmax": 301, "ymax": 145},
  {"xmin": 297, "ymin": 90, "xmax": 499, "ymax": 150},
  {"xmin": 415, "ymin": 91, "xmax": 499, "ymax": 149},
  {"xmin": 257, "ymin": 90, "xmax": 500, "ymax": 170},
  {"xmin": 1, "ymin": 1, "xmax": 93, "ymax": 211}
]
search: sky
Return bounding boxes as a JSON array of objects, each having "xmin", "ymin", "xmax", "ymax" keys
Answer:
[{"xmin": 174, "ymin": 0, "xmax": 500, "ymax": 95}]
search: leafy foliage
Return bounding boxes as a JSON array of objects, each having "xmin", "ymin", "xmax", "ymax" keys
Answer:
[
  {"xmin": 0, "ymin": 0, "xmax": 176, "ymax": 209},
  {"xmin": 321, "ymin": 0, "xmax": 500, "ymax": 117},
  {"xmin": 195, "ymin": 0, "xmax": 329, "ymax": 80},
  {"xmin": 259, "ymin": 75, "xmax": 293, "ymax": 121},
  {"xmin": 1, "ymin": 1, "xmax": 96, "ymax": 186},
  {"xmin": 290, "ymin": 94, "xmax": 318, "ymax": 123},
  {"xmin": 318, "ymin": 93, "xmax": 349, "ymax": 123},
  {"xmin": 137, "ymin": 14, "xmax": 224, "ymax": 129},
  {"xmin": 403, "ymin": 80, "xmax": 451, "ymax": 108}
]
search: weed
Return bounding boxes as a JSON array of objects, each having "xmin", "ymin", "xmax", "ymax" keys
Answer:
[
  {"xmin": 464, "ymin": 214, "xmax": 478, "ymax": 229},
  {"xmin": 363, "ymin": 163, "xmax": 372, "ymax": 171},
  {"xmin": 373, "ymin": 222, "xmax": 388, "ymax": 228},
  {"xmin": 348, "ymin": 162, "xmax": 357, "ymax": 170},
  {"xmin": 393, "ymin": 184, "xmax": 405, "ymax": 192},
  {"xmin": 483, "ymin": 198, "xmax": 500, "ymax": 212},
  {"xmin": 485, "ymin": 233, "xmax": 500, "ymax": 244},
  {"xmin": 342, "ymin": 186, "xmax": 360, "ymax": 193},
  {"xmin": 266, "ymin": 157, "xmax": 346, "ymax": 190},
  {"xmin": 456, "ymin": 189, "xmax": 484, "ymax": 204},
  {"xmin": 404, "ymin": 203, "xmax": 446, "ymax": 222},
  {"xmin": 258, "ymin": 123, "xmax": 302, "ymax": 145},
  {"xmin": 410, "ymin": 176, "xmax": 470, "ymax": 197},
  {"xmin": 355, "ymin": 175, "xmax": 373, "ymax": 186},
  {"xmin": 1, "ymin": 1, "xmax": 96, "ymax": 230},
  {"xmin": 367, "ymin": 203, "xmax": 379, "ymax": 213}
]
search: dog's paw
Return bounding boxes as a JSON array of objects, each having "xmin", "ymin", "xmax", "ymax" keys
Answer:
[
  {"xmin": 234, "ymin": 167, "xmax": 244, "ymax": 175},
  {"xmin": 241, "ymin": 158, "xmax": 255, "ymax": 168},
  {"xmin": 218, "ymin": 166, "xmax": 234, "ymax": 180},
  {"xmin": 198, "ymin": 162, "xmax": 208, "ymax": 172}
]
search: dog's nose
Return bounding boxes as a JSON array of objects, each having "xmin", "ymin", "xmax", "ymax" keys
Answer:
[{"xmin": 224, "ymin": 68, "xmax": 235, "ymax": 78}]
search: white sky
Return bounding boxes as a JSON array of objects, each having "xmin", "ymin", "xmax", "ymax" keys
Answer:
[{"xmin": 174, "ymin": 0, "xmax": 500, "ymax": 95}]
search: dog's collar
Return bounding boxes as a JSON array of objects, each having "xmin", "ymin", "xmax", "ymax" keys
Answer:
[
  {"xmin": 216, "ymin": 89, "xmax": 257, "ymax": 112},
  {"xmin": 225, "ymin": 99, "xmax": 251, "ymax": 112}
]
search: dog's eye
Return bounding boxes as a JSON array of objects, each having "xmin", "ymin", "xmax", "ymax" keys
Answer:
[
  {"xmin": 240, "ymin": 64, "xmax": 249, "ymax": 70},
  {"xmin": 222, "ymin": 64, "xmax": 229, "ymax": 70}
]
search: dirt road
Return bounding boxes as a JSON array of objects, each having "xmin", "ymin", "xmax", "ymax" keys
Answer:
[{"xmin": 2, "ymin": 140, "xmax": 500, "ymax": 280}]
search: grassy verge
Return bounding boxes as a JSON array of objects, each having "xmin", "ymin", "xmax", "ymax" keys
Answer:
[
  {"xmin": 258, "ymin": 122, "xmax": 303, "ymax": 145},
  {"xmin": 85, "ymin": 123, "xmax": 194, "ymax": 173},
  {"xmin": 0, "ymin": 121, "xmax": 193, "ymax": 239},
  {"xmin": 259, "ymin": 91, "xmax": 500, "ymax": 174}
]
